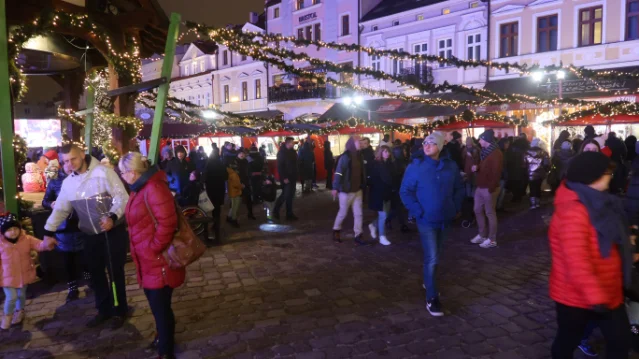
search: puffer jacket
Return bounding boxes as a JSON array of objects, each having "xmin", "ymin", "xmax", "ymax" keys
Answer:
[
  {"xmin": 42, "ymin": 169, "xmax": 83, "ymax": 252},
  {"xmin": 124, "ymin": 168, "xmax": 185, "ymax": 290},
  {"xmin": 525, "ymin": 147, "xmax": 550, "ymax": 181},
  {"xmin": 165, "ymin": 157, "xmax": 195, "ymax": 195},
  {"xmin": 22, "ymin": 162, "xmax": 45, "ymax": 193},
  {"xmin": 549, "ymin": 183, "xmax": 624, "ymax": 310},
  {"xmin": 0, "ymin": 231, "xmax": 49, "ymax": 288},
  {"xmin": 227, "ymin": 168, "xmax": 243, "ymax": 198}
]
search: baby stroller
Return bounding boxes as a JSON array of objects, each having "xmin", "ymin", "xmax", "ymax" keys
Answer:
[{"xmin": 460, "ymin": 197, "xmax": 476, "ymax": 229}]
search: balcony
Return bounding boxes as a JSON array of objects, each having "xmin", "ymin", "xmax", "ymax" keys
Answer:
[
  {"xmin": 268, "ymin": 84, "xmax": 339, "ymax": 103},
  {"xmin": 398, "ymin": 65, "xmax": 433, "ymax": 85}
]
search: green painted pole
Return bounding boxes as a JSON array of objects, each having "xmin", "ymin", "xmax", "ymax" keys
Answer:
[
  {"xmin": 0, "ymin": 0, "xmax": 18, "ymax": 214},
  {"xmin": 84, "ymin": 84, "xmax": 95, "ymax": 154},
  {"xmin": 148, "ymin": 12, "xmax": 181, "ymax": 165}
]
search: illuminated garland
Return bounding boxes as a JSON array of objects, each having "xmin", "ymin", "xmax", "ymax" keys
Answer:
[
  {"xmin": 102, "ymin": 140, "xmax": 122, "ymax": 165},
  {"xmin": 57, "ymin": 108, "xmax": 85, "ymax": 126},
  {"xmin": 101, "ymin": 113, "xmax": 144, "ymax": 137},
  {"xmin": 542, "ymin": 101, "xmax": 639, "ymax": 126},
  {"xmin": 9, "ymin": 11, "xmax": 142, "ymax": 101},
  {"xmin": 13, "ymin": 135, "xmax": 28, "ymax": 167},
  {"xmin": 417, "ymin": 110, "xmax": 528, "ymax": 131}
]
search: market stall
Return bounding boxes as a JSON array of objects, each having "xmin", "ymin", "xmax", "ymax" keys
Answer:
[{"xmin": 434, "ymin": 118, "xmax": 517, "ymax": 143}]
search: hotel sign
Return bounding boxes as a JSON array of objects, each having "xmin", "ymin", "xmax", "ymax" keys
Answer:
[{"xmin": 299, "ymin": 12, "xmax": 317, "ymax": 24}]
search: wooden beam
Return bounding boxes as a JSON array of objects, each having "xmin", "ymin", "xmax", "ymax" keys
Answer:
[{"xmin": 106, "ymin": 77, "xmax": 166, "ymax": 97}]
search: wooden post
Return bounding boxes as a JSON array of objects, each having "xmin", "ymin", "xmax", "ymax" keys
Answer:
[
  {"xmin": 0, "ymin": 0, "xmax": 18, "ymax": 214},
  {"xmin": 85, "ymin": 84, "xmax": 95, "ymax": 154},
  {"xmin": 148, "ymin": 12, "xmax": 181, "ymax": 165}
]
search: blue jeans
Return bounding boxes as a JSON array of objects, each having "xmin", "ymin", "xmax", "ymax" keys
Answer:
[
  {"xmin": 417, "ymin": 224, "xmax": 447, "ymax": 300},
  {"xmin": 377, "ymin": 201, "xmax": 390, "ymax": 237},
  {"xmin": 3, "ymin": 287, "xmax": 26, "ymax": 315}
]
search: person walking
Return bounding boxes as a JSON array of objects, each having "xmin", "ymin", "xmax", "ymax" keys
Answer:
[
  {"xmin": 324, "ymin": 141, "xmax": 335, "ymax": 190},
  {"xmin": 400, "ymin": 132, "xmax": 464, "ymax": 316},
  {"xmin": 607, "ymin": 132, "xmax": 628, "ymax": 194},
  {"xmin": 332, "ymin": 136, "xmax": 368, "ymax": 245},
  {"xmin": 626, "ymin": 135, "xmax": 637, "ymax": 168},
  {"xmin": 273, "ymin": 137, "xmax": 299, "ymax": 221},
  {"xmin": 463, "ymin": 137, "xmax": 480, "ymax": 198},
  {"xmin": 203, "ymin": 151, "xmax": 228, "ymax": 244},
  {"xmin": 525, "ymin": 138, "xmax": 550, "ymax": 210},
  {"xmin": 550, "ymin": 141, "xmax": 574, "ymax": 193},
  {"xmin": 43, "ymin": 144, "xmax": 130, "ymax": 329},
  {"xmin": 249, "ymin": 145, "xmax": 265, "ymax": 203},
  {"xmin": 226, "ymin": 161, "xmax": 243, "ymax": 227},
  {"xmin": 165, "ymin": 145, "xmax": 194, "ymax": 195},
  {"xmin": 470, "ymin": 130, "xmax": 503, "ymax": 249},
  {"xmin": 367, "ymin": 145, "xmax": 401, "ymax": 246},
  {"xmin": 299, "ymin": 141, "xmax": 315, "ymax": 193},
  {"xmin": 236, "ymin": 151, "xmax": 256, "ymax": 220},
  {"xmin": 118, "ymin": 153, "xmax": 184, "ymax": 359},
  {"xmin": 549, "ymin": 152, "xmax": 632, "ymax": 359},
  {"xmin": 506, "ymin": 137, "xmax": 529, "ymax": 203},
  {"xmin": 553, "ymin": 130, "xmax": 571, "ymax": 154}
]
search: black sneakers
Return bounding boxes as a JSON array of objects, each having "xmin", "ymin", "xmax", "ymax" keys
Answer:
[
  {"xmin": 333, "ymin": 230, "xmax": 342, "ymax": 243},
  {"xmin": 426, "ymin": 298, "xmax": 444, "ymax": 317},
  {"xmin": 86, "ymin": 313, "xmax": 111, "ymax": 328}
]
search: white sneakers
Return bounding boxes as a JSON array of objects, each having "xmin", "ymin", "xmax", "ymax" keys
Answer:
[
  {"xmin": 368, "ymin": 223, "xmax": 377, "ymax": 239},
  {"xmin": 379, "ymin": 236, "xmax": 391, "ymax": 246},
  {"xmin": 470, "ymin": 235, "xmax": 497, "ymax": 248}
]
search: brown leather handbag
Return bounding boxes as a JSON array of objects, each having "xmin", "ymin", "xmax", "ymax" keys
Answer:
[{"xmin": 144, "ymin": 192, "xmax": 206, "ymax": 269}]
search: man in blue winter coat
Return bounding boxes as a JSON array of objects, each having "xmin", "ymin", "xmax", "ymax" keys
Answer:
[{"xmin": 400, "ymin": 132, "xmax": 465, "ymax": 317}]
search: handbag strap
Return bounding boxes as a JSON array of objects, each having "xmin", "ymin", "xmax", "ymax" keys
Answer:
[{"xmin": 143, "ymin": 191, "xmax": 158, "ymax": 228}]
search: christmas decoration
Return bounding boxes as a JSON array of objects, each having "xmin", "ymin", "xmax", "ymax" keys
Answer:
[{"xmin": 542, "ymin": 101, "xmax": 639, "ymax": 126}]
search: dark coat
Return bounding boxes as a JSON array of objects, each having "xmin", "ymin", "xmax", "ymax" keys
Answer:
[
  {"xmin": 551, "ymin": 149, "xmax": 574, "ymax": 182},
  {"xmin": 124, "ymin": 169, "xmax": 185, "ymax": 290},
  {"xmin": 360, "ymin": 146, "xmax": 375, "ymax": 179},
  {"xmin": 505, "ymin": 141, "xmax": 529, "ymax": 183},
  {"xmin": 333, "ymin": 151, "xmax": 366, "ymax": 193},
  {"xmin": 444, "ymin": 140, "xmax": 464, "ymax": 171},
  {"xmin": 248, "ymin": 153, "xmax": 265, "ymax": 175},
  {"xmin": 368, "ymin": 160, "xmax": 401, "ymax": 212},
  {"xmin": 262, "ymin": 175, "xmax": 278, "ymax": 202},
  {"xmin": 164, "ymin": 157, "xmax": 194, "ymax": 195},
  {"xmin": 323, "ymin": 146, "xmax": 334, "ymax": 171},
  {"xmin": 177, "ymin": 180, "xmax": 202, "ymax": 207},
  {"xmin": 277, "ymin": 147, "xmax": 298, "ymax": 183},
  {"xmin": 299, "ymin": 142, "xmax": 315, "ymax": 179},
  {"xmin": 42, "ymin": 169, "xmax": 83, "ymax": 252},
  {"xmin": 203, "ymin": 157, "xmax": 228, "ymax": 206}
]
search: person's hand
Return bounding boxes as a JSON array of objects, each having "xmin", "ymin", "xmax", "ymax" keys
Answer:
[
  {"xmin": 331, "ymin": 190, "xmax": 338, "ymax": 200},
  {"xmin": 100, "ymin": 217, "xmax": 114, "ymax": 232},
  {"xmin": 51, "ymin": 201, "xmax": 56, "ymax": 208},
  {"xmin": 283, "ymin": 179, "xmax": 289, "ymax": 184},
  {"xmin": 471, "ymin": 165, "xmax": 478, "ymax": 172},
  {"xmin": 43, "ymin": 236, "xmax": 57, "ymax": 250}
]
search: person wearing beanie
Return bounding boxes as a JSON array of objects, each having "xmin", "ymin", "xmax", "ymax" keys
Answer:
[
  {"xmin": 400, "ymin": 131, "xmax": 464, "ymax": 316},
  {"xmin": 444, "ymin": 131, "xmax": 464, "ymax": 170},
  {"xmin": 550, "ymin": 141, "xmax": 575, "ymax": 193},
  {"xmin": 332, "ymin": 136, "xmax": 369, "ymax": 245},
  {"xmin": 164, "ymin": 145, "xmax": 195, "ymax": 195},
  {"xmin": 0, "ymin": 213, "xmax": 56, "ymax": 329},
  {"xmin": 549, "ymin": 152, "xmax": 632, "ymax": 358},
  {"xmin": 470, "ymin": 129, "xmax": 503, "ymax": 248},
  {"xmin": 525, "ymin": 138, "xmax": 550, "ymax": 209}
]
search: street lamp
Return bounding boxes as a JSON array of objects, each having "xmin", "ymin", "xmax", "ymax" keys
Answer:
[
  {"xmin": 202, "ymin": 110, "xmax": 221, "ymax": 120},
  {"xmin": 532, "ymin": 71, "xmax": 544, "ymax": 82},
  {"xmin": 343, "ymin": 95, "xmax": 363, "ymax": 108}
]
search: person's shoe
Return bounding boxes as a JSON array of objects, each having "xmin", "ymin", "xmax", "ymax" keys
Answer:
[
  {"xmin": 86, "ymin": 313, "xmax": 111, "ymax": 328},
  {"xmin": 479, "ymin": 239, "xmax": 497, "ymax": 248},
  {"xmin": 66, "ymin": 288, "xmax": 79, "ymax": 303},
  {"xmin": 529, "ymin": 198, "xmax": 536, "ymax": 210},
  {"xmin": 109, "ymin": 316, "xmax": 126, "ymax": 330},
  {"xmin": 230, "ymin": 220, "xmax": 240, "ymax": 228},
  {"xmin": 248, "ymin": 214, "xmax": 257, "ymax": 220},
  {"xmin": 11, "ymin": 310, "xmax": 24, "ymax": 325},
  {"xmin": 333, "ymin": 230, "xmax": 342, "ymax": 243},
  {"xmin": 470, "ymin": 234, "xmax": 486, "ymax": 244},
  {"xmin": 354, "ymin": 234, "xmax": 371, "ymax": 246},
  {"xmin": 145, "ymin": 335, "xmax": 159, "ymax": 353},
  {"xmin": 400, "ymin": 225, "xmax": 410, "ymax": 233},
  {"xmin": 286, "ymin": 215, "xmax": 298, "ymax": 221},
  {"xmin": 578, "ymin": 343, "xmax": 598, "ymax": 357},
  {"xmin": 368, "ymin": 223, "xmax": 377, "ymax": 239},
  {"xmin": 1, "ymin": 315, "xmax": 11, "ymax": 330},
  {"xmin": 379, "ymin": 236, "xmax": 391, "ymax": 246},
  {"xmin": 426, "ymin": 298, "xmax": 444, "ymax": 317}
]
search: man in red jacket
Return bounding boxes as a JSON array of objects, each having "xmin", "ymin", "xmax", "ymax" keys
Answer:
[{"xmin": 549, "ymin": 152, "xmax": 632, "ymax": 359}]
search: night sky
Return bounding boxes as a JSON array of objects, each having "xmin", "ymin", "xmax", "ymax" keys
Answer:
[{"xmin": 25, "ymin": 0, "xmax": 266, "ymax": 103}]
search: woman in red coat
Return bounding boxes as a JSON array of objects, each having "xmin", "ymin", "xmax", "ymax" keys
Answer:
[
  {"xmin": 549, "ymin": 152, "xmax": 632, "ymax": 359},
  {"xmin": 119, "ymin": 152, "xmax": 184, "ymax": 359}
]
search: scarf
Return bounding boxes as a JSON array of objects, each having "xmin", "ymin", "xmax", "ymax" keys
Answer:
[
  {"xmin": 480, "ymin": 142, "xmax": 498, "ymax": 161},
  {"xmin": 566, "ymin": 181, "xmax": 633, "ymax": 288},
  {"xmin": 130, "ymin": 166, "xmax": 160, "ymax": 192}
]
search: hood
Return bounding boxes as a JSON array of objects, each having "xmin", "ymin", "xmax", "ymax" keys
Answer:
[
  {"xmin": 345, "ymin": 137, "xmax": 358, "ymax": 152},
  {"xmin": 25, "ymin": 162, "xmax": 38, "ymax": 173}
]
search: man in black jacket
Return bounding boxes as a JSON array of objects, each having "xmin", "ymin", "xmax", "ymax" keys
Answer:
[
  {"xmin": 204, "ymin": 152, "xmax": 228, "ymax": 244},
  {"xmin": 444, "ymin": 131, "xmax": 464, "ymax": 170},
  {"xmin": 273, "ymin": 137, "xmax": 298, "ymax": 220}
]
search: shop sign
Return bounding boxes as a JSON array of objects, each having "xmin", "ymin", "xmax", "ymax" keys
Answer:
[
  {"xmin": 299, "ymin": 12, "xmax": 317, "ymax": 24},
  {"xmin": 376, "ymin": 100, "xmax": 403, "ymax": 112},
  {"xmin": 539, "ymin": 79, "xmax": 635, "ymax": 96}
]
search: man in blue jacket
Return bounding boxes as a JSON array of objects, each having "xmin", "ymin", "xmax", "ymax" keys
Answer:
[{"xmin": 400, "ymin": 132, "xmax": 465, "ymax": 317}]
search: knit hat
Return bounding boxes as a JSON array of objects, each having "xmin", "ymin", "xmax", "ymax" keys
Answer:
[
  {"xmin": 44, "ymin": 150, "xmax": 58, "ymax": 161},
  {"xmin": 561, "ymin": 141, "xmax": 572, "ymax": 150},
  {"xmin": 479, "ymin": 129, "xmax": 496, "ymax": 143},
  {"xmin": 0, "ymin": 213, "xmax": 21, "ymax": 235},
  {"xmin": 424, "ymin": 132, "xmax": 445, "ymax": 151},
  {"xmin": 451, "ymin": 131, "xmax": 462, "ymax": 140},
  {"xmin": 567, "ymin": 152, "xmax": 612, "ymax": 185}
]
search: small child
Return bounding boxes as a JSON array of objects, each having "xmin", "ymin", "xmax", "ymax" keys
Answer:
[
  {"xmin": 262, "ymin": 174, "xmax": 277, "ymax": 221},
  {"xmin": 226, "ymin": 162, "xmax": 243, "ymax": 227},
  {"xmin": 0, "ymin": 213, "xmax": 56, "ymax": 329}
]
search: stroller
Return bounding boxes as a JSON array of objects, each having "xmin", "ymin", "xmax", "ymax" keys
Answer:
[{"xmin": 460, "ymin": 197, "xmax": 476, "ymax": 229}]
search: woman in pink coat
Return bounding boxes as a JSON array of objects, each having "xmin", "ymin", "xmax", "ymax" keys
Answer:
[{"xmin": 0, "ymin": 213, "xmax": 56, "ymax": 329}]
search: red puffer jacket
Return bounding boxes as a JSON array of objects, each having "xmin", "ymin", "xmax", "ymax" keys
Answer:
[
  {"xmin": 125, "ymin": 169, "xmax": 185, "ymax": 289},
  {"xmin": 548, "ymin": 183, "xmax": 624, "ymax": 310}
]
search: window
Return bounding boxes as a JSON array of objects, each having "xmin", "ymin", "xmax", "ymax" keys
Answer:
[
  {"xmin": 200, "ymin": 61, "xmax": 205, "ymax": 72},
  {"xmin": 315, "ymin": 23, "xmax": 321, "ymax": 41},
  {"xmin": 470, "ymin": 1, "xmax": 479, "ymax": 8},
  {"xmin": 499, "ymin": 22, "xmax": 518, "ymax": 57},
  {"xmin": 274, "ymin": 7, "xmax": 280, "ymax": 19},
  {"xmin": 273, "ymin": 74, "xmax": 284, "ymax": 86},
  {"xmin": 438, "ymin": 39, "xmax": 453, "ymax": 67},
  {"xmin": 579, "ymin": 6, "xmax": 603, "ymax": 46},
  {"xmin": 341, "ymin": 15, "xmax": 350, "ymax": 36},
  {"xmin": 413, "ymin": 43, "xmax": 428, "ymax": 67},
  {"xmin": 223, "ymin": 50, "xmax": 228, "ymax": 65},
  {"xmin": 224, "ymin": 85, "xmax": 229, "ymax": 103},
  {"xmin": 372, "ymin": 25, "xmax": 378, "ymax": 31},
  {"xmin": 192, "ymin": 62, "xmax": 197, "ymax": 74},
  {"xmin": 312, "ymin": 0, "xmax": 320, "ymax": 4},
  {"xmin": 305, "ymin": 25, "xmax": 312, "ymax": 40},
  {"xmin": 417, "ymin": 14, "xmax": 424, "ymax": 21},
  {"xmin": 467, "ymin": 34, "xmax": 481, "ymax": 60},
  {"xmin": 296, "ymin": 0, "xmax": 304, "ymax": 10},
  {"xmin": 255, "ymin": 79, "xmax": 262, "ymax": 99},
  {"xmin": 393, "ymin": 48, "xmax": 404, "ymax": 75},
  {"xmin": 537, "ymin": 14, "xmax": 558, "ymax": 52},
  {"xmin": 442, "ymin": 8, "xmax": 451, "ymax": 15},
  {"xmin": 241, "ymin": 54, "xmax": 247, "ymax": 61},
  {"xmin": 242, "ymin": 82, "xmax": 248, "ymax": 101},
  {"xmin": 371, "ymin": 54, "xmax": 381, "ymax": 71},
  {"xmin": 297, "ymin": 28, "xmax": 304, "ymax": 40},
  {"xmin": 183, "ymin": 66, "xmax": 188, "ymax": 76},
  {"xmin": 392, "ymin": 20, "xmax": 399, "ymax": 26},
  {"xmin": 628, "ymin": 0, "xmax": 639, "ymax": 39}
]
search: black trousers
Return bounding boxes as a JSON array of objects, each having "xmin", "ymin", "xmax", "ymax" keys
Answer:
[
  {"xmin": 274, "ymin": 182, "xmax": 295, "ymax": 217},
  {"xmin": 82, "ymin": 225, "xmax": 129, "ymax": 317},
  {"xmin": 551, "ymin": 302, "xmax": 630, "ymax": 359},
  {"xmin": 144, "ymin": 286, "xmax": 175, "ymax": 356},
  {"xmin": 325, "ymin": 169, "xmax": 333, "ymax": 189},
  {"xmin": 211, "ymin": 204, "xmax": 222, "ymax": 242},
  {"xmin": 529, "ymin": 179, "xmax": 543, "ymax": 198},
  {"xmin": 62, "ymin": 250, "xmax": 86, "ymax": 284},
  {"xmin": 250, "ymin": 176, "xmax": 262, "ymax": 202},
  {"xmin": 242, "ymin": 188, "xmax": 254, "ymax": 217}
]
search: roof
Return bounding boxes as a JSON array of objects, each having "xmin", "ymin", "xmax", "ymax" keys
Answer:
[
  {"xmin": 138, "ymin": 123, "xmax": 211, "ymax": 138},
  {"xmin": 318, "ymin": 99, "xmax": 464, "ymax": 122},
  {"xmin": 192, "ymin": 41, "xmax": 218, "ymax": 55},
  {"xmin": 234, "ymin": 109, "xmax": 283, "ymax": 120},
  {"xmin": 361, "ymin": 0, "xmax": 449, "ymax": 22},
  {"xmin": 265, "ymin": 0, "xmax": 282, "ymax": 7}
]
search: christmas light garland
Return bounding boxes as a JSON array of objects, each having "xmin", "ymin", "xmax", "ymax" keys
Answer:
[
  {"xmin": 542, "ymin": 101, "xmax": 639, "ymax": 126},
  {"xmin": 417, "ymin": 110, "xmax": 528, "ymax": 131}
]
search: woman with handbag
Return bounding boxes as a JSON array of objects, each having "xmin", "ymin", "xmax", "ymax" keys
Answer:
[{"xmin": 119, "ymin": 152, "xmax": 185, "ymax": 359}]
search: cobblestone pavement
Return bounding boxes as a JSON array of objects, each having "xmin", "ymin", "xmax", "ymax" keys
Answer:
[{"xmin": 0, "ymin": 188, "xmax": 636, "ymax": 359}]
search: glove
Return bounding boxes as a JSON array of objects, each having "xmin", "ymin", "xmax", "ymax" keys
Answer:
[{"xmin": 592, "ymin": 304, "xmax": 609, "ymax": 313}]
